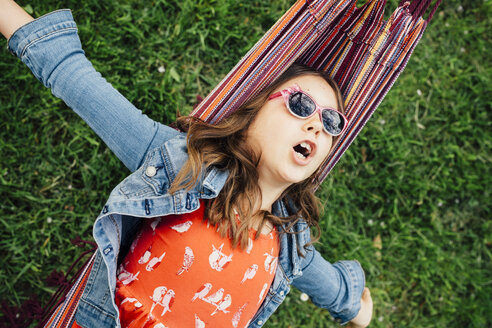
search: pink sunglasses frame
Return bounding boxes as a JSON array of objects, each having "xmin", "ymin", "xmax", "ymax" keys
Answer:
[{"xmin": 268, "ymin": 84, "xmax": 348, "ymax": 136}]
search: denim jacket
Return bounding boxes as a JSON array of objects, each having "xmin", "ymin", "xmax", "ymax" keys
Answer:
[{"xmin": 8, "ymin": 9, "xmax": 365, "ymax": 327}]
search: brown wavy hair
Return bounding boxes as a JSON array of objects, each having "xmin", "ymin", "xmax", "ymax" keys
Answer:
[{"xmin": 170, "ymin": 63, "xmax": 345, "ymax": 249}]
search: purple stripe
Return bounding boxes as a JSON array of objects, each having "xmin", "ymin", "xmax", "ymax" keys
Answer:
[{"xmin": 188, "ymin": 0, "xmax": 437, "ymax": 185}]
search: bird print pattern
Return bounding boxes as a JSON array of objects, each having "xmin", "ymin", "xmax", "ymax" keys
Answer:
[
  {"xmin": 176, "ymin": 246, "xmax": 194, "ymax": 275},
  {"xmin": 115, "ymin": 200, "xmax": 279, "ymax": 327},
  {"xmin": 231, "ymin": 303, "xmax": 248, "ymax": 328}
]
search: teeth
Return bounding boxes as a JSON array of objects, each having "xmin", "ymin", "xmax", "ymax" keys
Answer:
[
  {"xmin": 300, "ymin": 142, "xmax": 311, "ymax": 153},
  {"xmin": 295, "ymin": 151, "xmax": 306, "ymax": 159}
]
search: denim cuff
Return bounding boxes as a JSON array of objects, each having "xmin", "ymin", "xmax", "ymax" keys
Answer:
[
  {"xmin": 331, "ymin": 260, "xmax": 366, "ymax": 325},
  {"xmin": 8, "ymin": 9, "xmax": 76, "ymax": 58},
  {"xmin": 324, "ymin": 260, "xmax": 366, "ymax": 325}
]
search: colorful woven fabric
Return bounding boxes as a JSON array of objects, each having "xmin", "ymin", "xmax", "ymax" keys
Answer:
[
  {"xmin": 191, "ymin": 0, "xmax": 440, "ymax": 185},
  {"xmin": 44, "ymin": 254, "xmax": 95, "ymax": 328}
]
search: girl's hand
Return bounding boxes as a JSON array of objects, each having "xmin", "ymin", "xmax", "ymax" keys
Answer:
[{"xmin": 347, "ymin": 287, "xmax": 373, "ymax": 328}]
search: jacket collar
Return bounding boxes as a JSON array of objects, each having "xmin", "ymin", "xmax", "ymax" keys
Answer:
[{"xmin": 200, "ymin": 167, "xmax": 229, "ymax": 198}]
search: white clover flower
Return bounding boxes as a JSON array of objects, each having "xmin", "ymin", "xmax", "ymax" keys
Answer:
[
  {"xmin": 437, "ymin": 201, "xmax": 443, "ymax": 207},
  {"xmin": 47, "ymin": 217, "xmax": 53, "ymax": 224},
  {"xmin": 378, "ymin": 119, "xmax": 386, "ymax": 125},
  {"xmin": 457, "ymin": 5, "xmax": 463, "ymax": 12},
  {"xmin": 68, "ymin": 184, "xmax": 72, "ymax": 190},
  {"xmin": 378, "ymin": 316, "xmax": 384, "ymax": 322},
  {"xmin": 460, "ymin": 47, "xmax": 466, "ymax": 53},
  {"xmin": 300, "ymin": 293, "xmax": 309, "ymax": 302},
  {"xmin": 417, "ymin": 89, "xmax": 422, "ymax": 97},
  {"xmin": 158, "ymin": 65, "xmax": 166, "ymax": 73},
  {"xmin": 380, "ymin": 222, "xmax": 386, "ymax": 228},
  {"xmin": 367, "ymin": 219, "xmax": 374, "ymax": 226}
]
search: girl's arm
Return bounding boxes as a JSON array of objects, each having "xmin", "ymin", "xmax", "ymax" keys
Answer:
[
  {"xmin": 0, "ymin": 0, "xmax": 34, "ymax": 39},
  {"xmin": 2, "ymin": 2, "xmax": 180, "ymax": 172},
  {"xmin": 292, "ymin": 245, "xmax": 371, "ymax": 326}
]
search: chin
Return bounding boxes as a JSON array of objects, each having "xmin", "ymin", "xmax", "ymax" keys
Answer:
[{"xmin": 281, "ymin": 172, "xmax": 311, "ymax": 185}]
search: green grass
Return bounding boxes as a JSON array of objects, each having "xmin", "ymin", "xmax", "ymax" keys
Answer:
[{"xmin": 0, "ymin": 0, "xmax": 490, "ymax": 327}]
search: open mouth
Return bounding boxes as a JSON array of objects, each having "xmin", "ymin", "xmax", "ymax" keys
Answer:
[{"xmin": 293, "ymin": 142, "xmax": 312, "ymax": 159}]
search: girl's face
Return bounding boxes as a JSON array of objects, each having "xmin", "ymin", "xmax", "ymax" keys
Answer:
[{"xmin": 246, "ymin": 74, "xmax": 338, "ymax": 189}]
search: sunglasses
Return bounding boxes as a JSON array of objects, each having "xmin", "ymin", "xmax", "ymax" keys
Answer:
[{"xmin": 268, "ymin": 84, "xmax": 348, "ymax": 137}]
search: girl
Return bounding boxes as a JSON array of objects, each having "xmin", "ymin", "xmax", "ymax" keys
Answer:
[{"xmin": 1, "ymin": 1, "xmax": 372, "ymax": 327}]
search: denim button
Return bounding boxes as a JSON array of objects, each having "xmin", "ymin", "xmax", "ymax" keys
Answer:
[
  {"xmin": 258, "ymin": 320, "xmax": 263, "ymax": 325},
  {"xmin": 103, "ymin": 246, "xmax": 112, "ymax": 255},
  {"xmin": 279, "ymin": 291, "xmax": 284, "ymax": 296},
  {"xmin": 145, "ymin": 166, "xmax": 157, "ymax": 177}
]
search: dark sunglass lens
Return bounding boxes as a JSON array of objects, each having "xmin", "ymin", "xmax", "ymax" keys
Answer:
[
  {"xmin": 289, "ymin": 92, "xmax": 315, "ymax": 117},
  {"xmin": 322, "ymin": 110, "xmax": 344, "ymax": 135}
]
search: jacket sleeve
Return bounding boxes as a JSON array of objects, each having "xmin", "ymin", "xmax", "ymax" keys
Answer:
[
  {"xmin": 7, "ymin": 9, "xmax": 180, "ymax": 172},
  {"xmin": 292, "ymin": 244, "xmax": 365, "ymax": 325}
]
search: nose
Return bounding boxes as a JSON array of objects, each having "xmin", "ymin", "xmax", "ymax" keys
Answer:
[{"xmin": 303, "ymin": 114, "xmax": 323, "ymax": 136}]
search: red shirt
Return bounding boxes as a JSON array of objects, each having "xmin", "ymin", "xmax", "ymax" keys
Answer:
[{"xmin": 115, "ymin": 201, "xmax": 279, "ymax": 328}]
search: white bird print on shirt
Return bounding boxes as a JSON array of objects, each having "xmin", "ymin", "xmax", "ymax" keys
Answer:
[
  {"xmin": 192, "ymin": 283, "xmax": 212, "ymax": 302},
  {"xmin": 151, "ymin": 286, "xmax": 167, "ymax": 302},
  {"xmin": 138, "ymin": 245, "xmax": 152, "ymax": 264},
  {"xmin": 258, "ymin": 283, "xmax": 268, "ymax": 304},
  {"xmin": 146, "ymin": 251, "xmax": 166, "ymax": 271},
  {"xmin": 209, "ymin": 243, "xmax": 233, "ymax": 271},
  {"xmin": 263, "ymin": 248, "xmax": 278, "ymax": 274},
  {"xmin": 160, "ymin": 290, "xmax": 175, "ymax": 316},
  {"xmin": 211, "ymin": 294, "xmax": 232, "ymax": 316},
  {"xmin": 150, "ymin": 217, "xmax": 162, "ymax": 233},
  {"xmin": 269, "ymin": 257, "xmax": 278, "ymax": 274},
  {"xmin": 117, "ymin": 268, "xmax": 140, "ymax": 285},
  {"xmin": 171, "ymin": 220, "xmax": 193, "ymax": 233},
  {"xmin": 217, "ymin": 254, "xmax": 233, "ymax": 269},
  {"xmin": 153, "ymin": 323, "xmax": 168, "ymax": 328},
  {"xmin": 130, "ymin": 231, "xmax": 142, "ymax": 253},
  {"xmin": 231, "ymin": 303, "xmax": 248, "ymax": 327},
  {"xmin": 205, "ymin": 288, "xmax": 224, "ymax": 305},
  {"xmin": 149, "ymin": 286, "xmax": 167, "ymax": 319},
  {"xmin": 177, "ymin": 246, "xmax": 194, "ymax": 275},
  {"xmin": 120, "ymin": 297, "xmax": 143, "ymax": 309},
  {"xmin": 246, "ymin": 238, "xmax": 253, "ymax": 254},
  {"xmin": 241, "ymin": 264, "xmax": 258, "ymax": 284},
  {"xmin": 195, "ymin": 314, "xmax": 205, "ymax": 328}
]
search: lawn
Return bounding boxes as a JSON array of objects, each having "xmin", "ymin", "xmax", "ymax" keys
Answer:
[{"xmin": 0, "ymin": 0, "xmax": 490, "ymax": 327}]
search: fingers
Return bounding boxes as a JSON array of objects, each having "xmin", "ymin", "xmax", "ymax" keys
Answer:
[
  {"xmin": 362, "ymin": 287, "xmax": 371, "ymax": 300},
  {"xmin": 348, "ymin": 287, "xmax": 374, "ymax": 328},
  {"xmin": 363, "ymin": 288, "xmax": 373, "ymax": 310}
]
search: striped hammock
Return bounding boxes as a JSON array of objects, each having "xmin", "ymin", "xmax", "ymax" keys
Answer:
[
  {"xmin": 37, "ymin": 1, "xmax": 441, "ymax": 327},
  {"xmin": 191, "ymin": 0, "xmax": 441, "ymax": 185}
]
